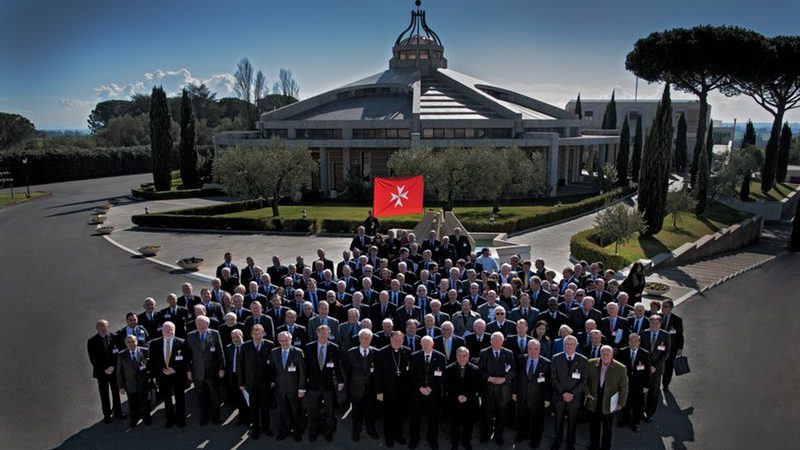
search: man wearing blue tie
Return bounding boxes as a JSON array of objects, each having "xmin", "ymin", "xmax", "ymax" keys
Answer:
[{"xmin": 513, "ymin": 339, "xmax": 551, "ymax": 448}]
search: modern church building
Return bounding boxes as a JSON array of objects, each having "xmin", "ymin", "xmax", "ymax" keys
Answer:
[{"xmin": 214, "ymin": 1, "xmax": 619, "ymax": 198}]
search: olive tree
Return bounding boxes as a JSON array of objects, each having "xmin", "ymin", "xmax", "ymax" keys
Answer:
[
  {"xmin": 594, "ymin": 202, "xmax": 647, "ymax": 254},
  {"xmin": 213, "ymin": 138, "xmax": 318, "ymax": 217}
]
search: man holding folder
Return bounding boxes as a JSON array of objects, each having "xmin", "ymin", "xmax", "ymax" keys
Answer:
[{"xmin": 585, "ymin": 345, "xmax": 628, "ymax": 450}]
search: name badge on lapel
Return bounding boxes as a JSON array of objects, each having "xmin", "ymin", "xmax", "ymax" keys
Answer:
[
  {"xmin": 636, "ymin": 363, "xmax": 645, "ymax": 371},
  {"xmin": 326, "ymin": 361, "xmax": 335, "ymax": 368},
  {"xmin": 537, "ymin": 374, "xmax": 546, "ymax": 383},
  {"xmin": 504, "ymin": 364, "xmax": 512, "ymax": 373},
  {"xmin": 175, "ymin": 355, "xmax": 184, "ymax": 361},
  {"xmin": 657, "ymin": 344, "xmax": 666, "ymax": 351},
  {"xmin": 112, "ymin": 348, "xmax": 119, "ymax": 354},
  {"xmin": 210, "ymin": 346, "xmax": 216, "ymax": 352},
  {"xmin": 434, "ymin": 369, "xmax": 443, "ymax": 377},
  {"xmin": 669, "ymin": 328, "xmax": 677, "ymax": 334},
  {"xmin": 288, "ymin": 364, "xmax": 297, "ymax": 372},
  {"xmin": 571, "ymin": 370, "xmax": 581, "ymax": 380},
  {"xmin": 140, "ymin": 362, "xmax": 147, "ymax": 371}
]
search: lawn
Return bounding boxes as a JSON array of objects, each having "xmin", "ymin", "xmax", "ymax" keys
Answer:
[
  {"xmin": 139, "ymin": 177, "xmax": 184, "ymax": 191},
  {"xmin": 748, "ymin": 181, "xmax": 798, "ymax": 201},
  {"xmin": 604, "ymin": 202, "xmax": 748, "ymax": 263},
  {"xmin": 218, "ymin": 192, "xmax": 598, "ymax": 222},
  {"xmin": 0, "ymin": 191, "xmax": 48, "ymax": 208}
]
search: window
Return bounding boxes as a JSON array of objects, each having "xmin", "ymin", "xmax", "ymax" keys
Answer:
[
  {"xmin": 263, "ymin": 129, "xmax": 288, "ymax": 138},
  {"xmin": 419, "ymin": 51, "xmax": 429, "ymax": 60},
  {"xmin": 352, "ymin": 129, "xmax": 411, "ymax": 139},
  {"xmin": 629, "ymin": 111, "xmax": 641, "ymax": 123},
  {"xmin": 420, "ymin": 128, "xmax": 512, "ymax": 139},
  {"xmin": 585, "ymin": 111, "xmax": 594, "ymax": 120},
  {"xmin": 295, "ymin": 129, "xmax": 342, "ymax": 139}
]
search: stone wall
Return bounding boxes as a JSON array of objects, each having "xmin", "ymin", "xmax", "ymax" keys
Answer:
[
  {"xmin": 720, "ymin": 185, "xmax": 800, "ymax": 221},
  {"xmin": 662, "ymin": 215, "xmax": 764, "ymax": 267}
]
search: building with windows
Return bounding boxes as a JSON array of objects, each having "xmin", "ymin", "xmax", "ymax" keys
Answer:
[
  {"xmin": 565, "ymin": 97, "xmax": 711, "ymax": 163},
  {"xmin": 215, "ymin": 1, "xmax": 619, "ymax": 198}
]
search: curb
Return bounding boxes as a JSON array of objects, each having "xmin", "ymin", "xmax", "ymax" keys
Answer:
[{"xmin": 102, "ymin": 234, "xmax": 215, "ymax": 284}]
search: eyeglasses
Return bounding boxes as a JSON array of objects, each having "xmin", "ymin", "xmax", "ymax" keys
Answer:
[{"xmin": 496, "ymin": 312, "xmax": 505, "ymax": 315}]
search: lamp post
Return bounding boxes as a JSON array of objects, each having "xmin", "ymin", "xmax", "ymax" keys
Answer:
[{"xmin": 22, "ymin": 157, "xmax": 30, "ymax": 198}]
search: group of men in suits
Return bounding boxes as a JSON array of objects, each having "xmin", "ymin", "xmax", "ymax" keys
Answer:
[{"xmin": 88, "ymin": 245, "xmax": 685, "ymax": 450}]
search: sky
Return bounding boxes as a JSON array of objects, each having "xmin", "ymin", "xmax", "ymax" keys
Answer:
[{"xmin": 1, "ymin": 0, "xmax": 799, "ymax": 130}]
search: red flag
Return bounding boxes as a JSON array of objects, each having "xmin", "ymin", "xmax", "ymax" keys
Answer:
[{"xmin": 373, "ymin": 175, "xmax": 424, "ymax": 218}]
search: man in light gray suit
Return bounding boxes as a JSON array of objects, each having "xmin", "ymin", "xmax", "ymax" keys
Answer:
[
  {"xmin": 338, "ymin": 308, "xmax": 362, "ymax": 350},
  {"xmin": 452, "ymin": 298, "xmax": 480, "ymax": 337},
  {"xmin": 186, "ymin": 315, "xmax": 225, "ymax": 425},
  {"xmin": 117, "ymin": 335, "xmax": 151, "ymax": 427},
  {"xmin": 308, "ymin": 301, "xmax": 340, "ymax": 343},
  {"xmin": 271, "ymin": 331, "xmax": 307, "ymax": 442}
]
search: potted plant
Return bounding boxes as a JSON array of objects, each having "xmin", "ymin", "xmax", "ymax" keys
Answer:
[
  {"xmin": 177, "ymin": 256, "xmax": 204, "ymax": 271},
  {"xmin": 138, "ymin": 245, "xmax": 162, "ymax": 257},
  {"xmin": 644, "ymin": 281, "xmax": 671, "ymax": 296},
  {"xmin": 95, "ymin": 225, "xmax": 114, "ymax": 235},
  {"xmin": 89, "ymin": 214, "xmax": 107, "ymax": 224}
]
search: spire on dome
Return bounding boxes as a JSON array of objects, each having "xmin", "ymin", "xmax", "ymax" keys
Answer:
[{"xmin": 390, "ymin": 0, "xmax": 447, "ymax": 74}]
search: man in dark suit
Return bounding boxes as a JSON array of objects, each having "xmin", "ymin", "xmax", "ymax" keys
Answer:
[
  {"xmin": 159, "ymin": 294, "xmax": 189, "ymax": 338},
  {"xmin": 219, "ymin": 268, "xmax": 240, "ymax": 295},
  {"xmin": 617, "ymin": 334, "xmax": 650, "ymax": 431},
  {"xmin": 271, "ymin": 331, "xmax": 306, "ymax": 442},
  {"xmin": 375, "ymin": 331, "xmax": 413, "ymax": 447},
  {"xmin": 599, "ymin": 303, "xmax": 630, "ymax": 350},
  {"xmin": 486, "ymin": 307, "xmax": 516, "ymax": 337},
  {"xmin": 198, "ymin": 288, "xmax": 226, "ymax": 328},
  {"xmin": 350, "ymin": 226, "xmax": 372, "ymax": 253},
  {"xmin": 266, "ymin": 296, "xmax": 290, "ymax": 328},
  {"xmin": 277, "ymin": 309, "xmax": 308, "ymax": 349},
  {"xmin": 537, "ymin": 298, "xmax": 568, "ymax": 340},
  {"xmin": 304, "ymin": 325, "xmax": 344, "ymax": 442},
  {"xmin": 186, "ymin": 316, "xmax": 225, "ymax": 425},
  {"xmin": 550, "ymin": 335, "xmax": 588, "ymax": 450},
  {"xmin": 244, "ymin": 282, "xmax": 268, "ymax": 310},
  {"xmin": 139, "ymin": 298, "xmax": 160, "ymax": 341},
  {"xmin": 409, "ymin": 336, "xmax": 447, "ymax": 450},
  {"xmin": 238, "ymin": 324, "xmax": 274, "ymax": 439},
  {"xmin": 114, "ymin": 312, "xmax": 149, "ymax": 351},
  {"xmin": 224, "ymin": 329, "xmax": 248, "ymax": 425},
  {"xmin": 370, "ymin": 292, "xmax": 397, "ymax": 331},
  {"xmin": 628, "ymin": 304, "xmax": 650, "ymax": 336},
  {"xmin": 568, "ymin": 297, "xmax": 602, "ymax": 336},
  {"xmin": 433, "ymin": 321, "xmax": 466, "ymax": 365},
  {"xmin": 240, "ymin": 256, "xmax": 258, "ymax": 286},
  {"xmin": 117, "ymin": 334, "xmax": 151, "ymax": 427},
  {"xmin": 435, "ymin": 236, "xmax": 457, "ymax": 266},
  {"xmin": 581, "ymin": 329, "xmax": 606, "ymax": 360},
  {"xmin": 148, "ymin": 321, "xmax": 188, "ymax": 428},
  {"xmin": 243, "ymin": 302, "xmax": 275, "ymax": 342},
  {"xmin": 216, "ymin": 252, "xmax": 239, "ymax": 279},
  {"xmin": 316, "ymin": 248, "xmax": 335, "ymax": 273},
  {"xmin": 445, "ymin": 346, "xmax": 481, "ymax": 450},
  {"xmin": 405, "ymin": 320, "xmax": 422, "ymax": 353},
  {"xmin": 230, "ymin": 294, "xmax": 252, "ymax": 324},
  {"xmin": 342, "ymin": 329, "xmax": 379, "ymax": 441},
  {"xmin": 338, "ymin": 308, "xmax": 362, "ymax": 350},
  {"xmin": 266, "ymin": 255, "xmax": 289, "ymax": 283},
  {"xmin": 395, "ymin": 295, "xmax": 422, "ymax": 331},
  {"xmin": 421, "ymin": 230, "xmax": 441, "ymax": 254},
  {"xmin": 660, "ymin": 301, "xmax": 684, "ymax": 390},
  {"xmin": 449, "ymin": 227, "xmax": 472, "ymax": 260},
  {"xmin": 503, "ymin": 320, "xmax": 532, "ymax": 359},
  {"xmin": 464, "ymin": 320, "xmax": 491, "ymax": 364},
  {"xmin": 478, "ymin": 332, "xmax": 516, "ymax": 446},
  {"xmin": 337, "ymin": 250, "xmax": 358, "ymax": 279},
  {"xmin": 179, "ymin": 283, "xmax": 202, "ymax": 309},
  {"xmin": 640, "ymin": 315, "xmax": 670, "ymax": 421},
  {"xmin": 513, "ymin": 339, "xmax": 551, "ymax": 448},
  {"xmin": 87, "ymin": 319, "xmax": 124, "ymax": 423}
]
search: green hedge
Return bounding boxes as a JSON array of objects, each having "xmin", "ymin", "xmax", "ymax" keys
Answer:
[
  {"xmin": 132, "ymin": 213, "xmax": 315, "ymax": 233},
  {"xmin": 569, "ymin": 228, "xmax": 628, "ymax": 270},
  {"xmin": 132, "ymin": 185, "xmax": 637, "ymax": 235},
  {"xmin": 130, "ymin": 187, "xmax": 225, "ymax": 200}
]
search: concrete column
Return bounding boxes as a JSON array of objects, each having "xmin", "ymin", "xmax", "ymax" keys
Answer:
[
  {"xmin": 599, "ymin": 144, "xmax": 607, "ymax": 167},
  {"xmin": 548, "ymin": 139, "xmax": 559, "ymax": 197},
  {"xmin": 342, "ymin": 147, "xmax": 351, "ymax": 176},
  {"xmin": 573, "ymin": 147, "xmax": 582, "ymax": 182},
  {"xmin": 562, "ymin": 147, "xmax": 570, "ymax": 186},
  {"xmin": 319, "ymin": 147, "xmax": 329, "ymax": 195}
]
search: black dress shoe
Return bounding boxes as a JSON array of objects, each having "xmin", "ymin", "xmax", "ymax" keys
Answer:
[
  {"xmin": 430, "ymin": 441, "xmax": 439, "ymax": 450},
  {"xmin": 177, "ymin": 422, "xmax": 186, "ymax": 428},
  {"xmin": 276, "ymin": 432, "xmax": 288, "ymax": 441},
  {"xmin": 494, "ymin": 437, "xmax": 505, "ymax": 446},
  {"xmin": 143, "ymin": 418, "xmax": 153, "ymax": 426},
  {"xmin": 294, "ymin": 434, "xmax": 302, "ymax": 442},
  {"xmin": 263, "ymin": 428, "xmax": 273, "ymax": 436},
  {"xmin": 367, "ymin": 428, "xmax": 379, "ymax": 439},
  {"xmin": 449, "ymin": 444, "xmax": 457, "ymax": 450},
  {"xmin": 463, "ymin": 442, "xmax": 472, "ymax": 450},
  {"xmin": 251, "ymin": 431, "xmax": 260, "ymax": 440},
  {"xmin": 199, "ymin": 418, "xmax": 209, "ymax": 426},
  {"xmin": 515, "ymin": 434, "xmax": 526, "ymax": 442},
  {"xmin": 397, "ymin": 437, "xmax": 407, "ymax": 445},
  {"xmin": 129, "ymin": 421, "xmax": 138, "ymax": 428},
  {"xmin": 631, "ymin": 424, "xmax": 640, "ymax": 432},
  {"xmin": 325, "ymin": 434, "xmax": 333, "ymax": 442},
  {"xmin": 352, "ymin": 432, "xmax": 360, "ymax": 441},
  {"xmin": 408, "ymin": 441, "xmax": 419, "ymax": 449},
  {"xmin": 644, "ymin": 416, "xmax": 654, "ymax": 423},
  {"xmin": 103, "ymin": 416, "xmax": 113, "ymax": 424},
  {"xmin": 479, "ymin": 435, "xmax": 490, "ymax": 444},
  {"xmin": 386, "ymin": 439, "xmax": 394, "ymax": 448},
  {"xmin": 529, "ymin": 441, "xmax": 540, "ymax": 449},
  {"xmin": 164, "ymin": 421, "xmax": 174, "ymax": 429},
  {"xmin": 114, "ymin": 413, "xmax": 127, "ymax": 420},
  {"xmin": 309, "ymin": 434, "xmax": 317, "ymax": 442}
]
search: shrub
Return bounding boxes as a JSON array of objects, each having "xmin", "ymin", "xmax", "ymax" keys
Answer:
[{"xmin": 570, "ymin": 229, "xmax": 628, "ymax": 270}]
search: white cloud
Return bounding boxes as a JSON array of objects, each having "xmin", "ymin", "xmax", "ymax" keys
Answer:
[{"xmin": 91, "ymin": 68, "xmax": 236, "ymax": 101}]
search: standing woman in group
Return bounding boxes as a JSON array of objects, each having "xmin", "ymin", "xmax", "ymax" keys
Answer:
[{"xmin": 622, "ymin": 262, "xmax": 646, "ymax": 302}]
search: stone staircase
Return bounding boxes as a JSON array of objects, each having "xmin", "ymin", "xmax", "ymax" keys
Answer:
[{"xmin": 650, "ymin": 224, "xmax": 788, "ymax": 293}]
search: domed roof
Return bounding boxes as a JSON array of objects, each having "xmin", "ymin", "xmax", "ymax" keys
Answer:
[{"xmin": 394, "ymin": 0, "xmax": 443, "ymax": 48}]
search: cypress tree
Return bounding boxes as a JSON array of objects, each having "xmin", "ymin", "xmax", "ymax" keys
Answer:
[
  {"xmin": 739, "ymin": 120, "xmax": 756, "ymax": 201},
  {"xmin": 601, "ymin": 90, "xmax": 617, "ymax": 130},
  {"xmin": 631, "ymin": 117, "xmax": 643, "ymax": 182},
  {"xmin": 638, "ymin": 84, "xmax": 673, "ymax": 236},
  {"xmin": 777, "ymin": 122, "xmax": 792, "ymax": 183},
  {"xmin": 179, "ymin": 88, "xmax": 199, "ymax": 189},
  {"xmin": 616, "ymin": 116, "xmax": 630, "ymax": 187},
  {"xmin": 575, "ymin": 93, "xmax": 583, "ymax": 119},
  {"xmin": 694, "ymin": 122, "xmax": 713, "ymax": 214},
  {"xmin": 675, "ymin": 113, "xmax": 688, "ymax": 172},
  {"xmin": 149, "ymin": 86, "xmax": 172, "ymax": 191}
]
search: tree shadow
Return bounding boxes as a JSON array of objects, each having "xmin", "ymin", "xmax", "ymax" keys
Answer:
[{"xmin": 639, "ymin": 235, "xmax": 670, "ymax": 259}]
